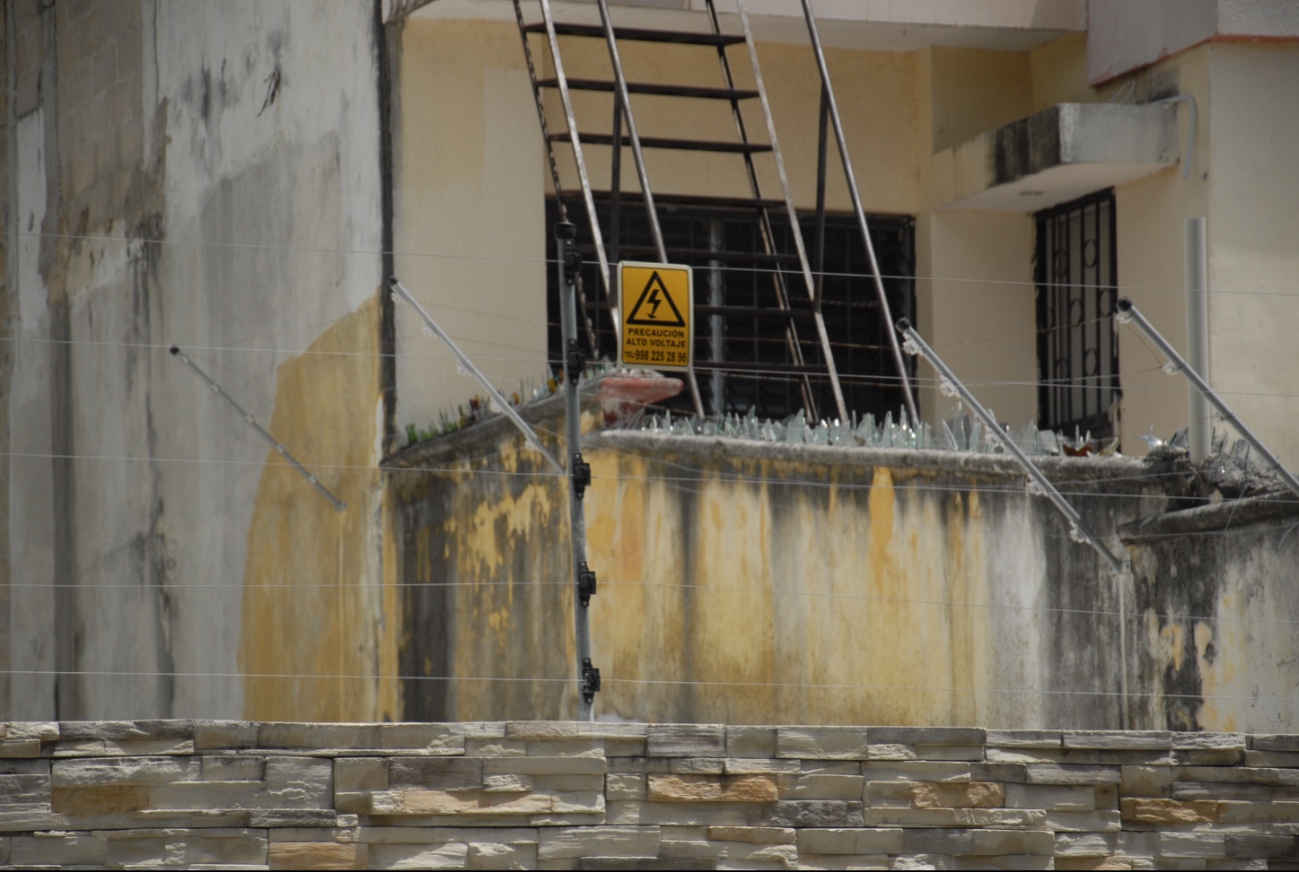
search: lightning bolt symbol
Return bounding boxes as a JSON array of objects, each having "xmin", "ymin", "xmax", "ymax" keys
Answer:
[{"xmin": 647, "ymin": 287, "xmax": 662, "ymax": 319}]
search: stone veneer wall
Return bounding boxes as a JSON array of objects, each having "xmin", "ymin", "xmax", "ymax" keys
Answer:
[{"xmin": 2, "ymin": 721, "xmax": 1299, "ymax": 869}]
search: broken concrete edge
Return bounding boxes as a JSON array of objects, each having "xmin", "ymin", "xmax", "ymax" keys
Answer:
[
  {"xmin": 1119, "ymin": 489, "xmax": 1299, "ymax": 543},
  {"xmin": 380, "ymin": 374, "xmax": 684, "ymax": 470},
  {"xmin": 380, "ymin": 384, "xmax": 580, "ymax": 470},
  {"xmin": 585, "ymin": 429, "xmax": 1153, "ymax": 486}
]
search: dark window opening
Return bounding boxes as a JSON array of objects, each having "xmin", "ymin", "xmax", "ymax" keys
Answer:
[
  {"xmin": 545, "ymin": 197, "xmax": 915, "ymax": 422},
  {"xmin": 1034, "ymin": 189, "xmax": 1121, "ymax": 440}
]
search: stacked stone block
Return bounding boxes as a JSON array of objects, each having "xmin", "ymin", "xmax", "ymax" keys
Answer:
[{"xmin": 2, "ymin": 721, "xmax": 1299, "ymax": 868}]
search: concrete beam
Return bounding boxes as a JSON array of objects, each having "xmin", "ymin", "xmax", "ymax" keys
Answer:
[
  {"xmin": 393, "ymin": 0, "xmax": 1084, "ymax": 52},
  {"xmin": 1088, "ymin": 0, "xmax": 1299, "ymax": 85},
  {"xmin": 932, "ymin": 102, "xmax": 1180, "ymax": 212}
]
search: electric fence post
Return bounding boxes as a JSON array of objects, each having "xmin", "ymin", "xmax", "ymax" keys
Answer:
[{"xmin": 556, "ymin": 220, "xmax": 600, "ymax": 721}]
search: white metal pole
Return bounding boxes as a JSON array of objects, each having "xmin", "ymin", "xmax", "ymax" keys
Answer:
[
  {"xmin": 1184, "ymin": 218, "xmax": 1211, "ymax": 464},
  {"xmin": 798, "ymin": 0, "xmax": 918, "ymax": 426},
  {"xmin": 390, "ymin": 279, "xmax": 563, "ymax": 474},
  {"xmin": 1118, "ymin": 298, "xmax": 1299, "ymax": 501},
  {"xmin": 171, "ymin": 346, "xmax": 346, "ymax": 511},
  {"xmin": 896, "ymin": 320, "xmax": 1128, "ymax": 575}
]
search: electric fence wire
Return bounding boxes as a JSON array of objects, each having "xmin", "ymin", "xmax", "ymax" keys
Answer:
[
  {"xmin": 16, "ymin": 229, "xmax": 1299, "ymax": 299},
  {"xmin": 0, "ymin": 667, "xmax": 1294, "ymax": 706},
  {"xmin": 6, "ymin": 332, "xmax": 1299, "ymax": 403},
  {"xmin": 9, "ymin": 569, "xmax": 1299, "ymax": 630},
  {"xmin": 10, "ymin": 448, "xmax": 1299, "ymax": 512}
]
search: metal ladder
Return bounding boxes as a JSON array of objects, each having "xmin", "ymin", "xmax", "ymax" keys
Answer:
[{"xmin": 513, "ymin": 0, "xmax": 849, "ymax": 422}]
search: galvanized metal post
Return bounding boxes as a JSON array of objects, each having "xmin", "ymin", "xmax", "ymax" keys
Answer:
[
  {"xmin": 1118, "ymin": 298, "xmax": 1299, "ymax": 501},
  {"xmin": 736, "ymin": 0, "xmax": 848, "ymax": 424},
  {"xmin": 798, "ymin": 0, "xmax": 918, "ymax": 426},
  {"xmin": 709, "ymin": 220, "xmax": 725, "ymax": 416},
  {"xmin": 557, "ymin": 221, "xmax": 599, "ymax": 721},
  {"xmin": 1184, "ymin": 218, "xmax": 1211, "ymax": 464}
]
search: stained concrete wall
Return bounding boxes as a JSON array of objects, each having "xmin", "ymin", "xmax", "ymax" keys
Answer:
[
  {"xmin": 2, "ymin": 1, "xmax": 392, "ymax": 722},
  {"xmin": 385, "ymin": 404, "xmax": 1299, "ymax": 731}
]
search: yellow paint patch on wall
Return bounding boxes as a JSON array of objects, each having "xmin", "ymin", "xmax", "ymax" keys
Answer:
[
  {"xmin": 577, "ymin": 448, "xmax": 1033, "ymax": 727},
  {"xmin": 238, "ymin": 295, "xmax": 392, "ymax": 722}
]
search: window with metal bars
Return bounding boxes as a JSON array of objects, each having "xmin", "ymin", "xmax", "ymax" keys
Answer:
[
  {"xmin": 545, "ymin": 197, "xmax": 915, "ymax": 422},
  {"xmin": 1034, "ymin": 189, "xmax": 1121, "ymax": 440}
]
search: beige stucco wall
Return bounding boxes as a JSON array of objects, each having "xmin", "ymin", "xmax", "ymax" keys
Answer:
[
  {"xmin": 1108, "ymin": 47, "xmax": 1212, "ymax": 457},
  {"xmin": 915, "ymin": 47, "xmax": 1039, "ymax": 431},
  {"xmin": 392, "ymin": 20, "xmax": 550, "ymax": 444},
  {"xmin": 1204, "ymin": 43, "xmax": 1299, "ymax": 469}
]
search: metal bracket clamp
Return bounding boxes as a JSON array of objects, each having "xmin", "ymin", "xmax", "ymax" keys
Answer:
[
  {"xmin": 577, "ymin": 561, "xmax": 597, "ymax": 607},
  {"xmin": 566, "ymin": 339, "xmax": 586, "ymax": 386},
  {"xmin": 580, "ymin": 658, "xmax": 601, "ymax": 704},
  {"xmin": 571, "ymin": 453, "xmax": 591, "ymax": 499},
  {"xmin": 563, "ymin": 246, "xmax": 584, "ymax": 283}
]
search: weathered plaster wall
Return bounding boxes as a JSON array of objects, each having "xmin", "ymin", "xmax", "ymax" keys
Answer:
[
  {"xmin": 385, "ymin": 410, "xmax": 1299, "ymax": 730},
  {"xmin": 237, "ymin": 297, "xmax": 398, "ymax": 724},
  {"xmin": 385, "ymin": 393, "xmax": 583, "ymax": 723},
  {"xmin": 3, "ymin": 0, "xmax": 390, "ymax": 722}
]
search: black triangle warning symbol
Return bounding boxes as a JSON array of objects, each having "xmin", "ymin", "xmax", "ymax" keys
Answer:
[{"xmin": 626, "ymin": 272, "xmax": 686, "ymax": 327}]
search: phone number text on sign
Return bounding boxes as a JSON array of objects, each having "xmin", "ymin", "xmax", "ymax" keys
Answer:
[{"xmin": 623, "ymin": 326, "xmax": 690, "ymax": 366}]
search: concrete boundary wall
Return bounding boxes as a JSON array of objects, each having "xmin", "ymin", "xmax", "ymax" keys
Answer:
[{"xmin": 2, "ymin": 721, "xmax": 1299, "ymax": 868}]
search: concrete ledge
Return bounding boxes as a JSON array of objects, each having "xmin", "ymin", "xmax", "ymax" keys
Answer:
[
  {"xmin": 587, "ymin": 428, "xmax": 1152, "ymax": 484},
  {"xmin": 1119, "ymin": 489, "xmax": 1299, "ymax": 543},
  {"xmin": 933, "ymin": 102, "xmax": 1179, "ymax": 211}
]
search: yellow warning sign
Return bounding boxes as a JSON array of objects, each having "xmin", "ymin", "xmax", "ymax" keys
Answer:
[{"xmin": 619, "ymin": 261, "xmax": 693, "ymax": 370}]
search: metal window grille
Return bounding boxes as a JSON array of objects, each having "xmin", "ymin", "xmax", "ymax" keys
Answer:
[
  {"xmin": 546, "ymin": 197, "xmax": 915, "ymax": 422},
  {"xmin": 1035, "ymin": 189, "xmax": 1121, "ymax": 440}
]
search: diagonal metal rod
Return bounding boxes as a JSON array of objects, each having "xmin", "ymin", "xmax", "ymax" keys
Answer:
[
  {"xmin": 535, "ymin": 0, "xmax": 616, "ymax": 344},
  {"xmin": 391, "ymin": 279, "xmax": 563, "ymax": 473},
  {"xmin": 705, "ymin": 0, "xmax": 817, "ymax": 420},
  {"xmin": 592, "ymin": 0, "xmax": 705, "ymax": 417},
  {"xmin": 512, "ymin": 0, "xmax": 601, "ymax": 354},
  {"xmin": 798, "ymin": 0, "xmax": 917, "ymax": 425},
  {"xmin": 170, "ymin": 346, "xmax": 345, "ymax": 511},
  {"xmin": 896, "ymin": 319, "xmax": 1128, "ymax": 575},
  {"xmin": 735, "ymin": 0, "xmax": 847, "ymax": 424},
  {"xmin": 1118, "ymin": 298, "xmax": 1299, "ymax": 500}
]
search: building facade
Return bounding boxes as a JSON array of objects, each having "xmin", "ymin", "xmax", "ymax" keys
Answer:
[{"xmin": 2, "ymin": 0, "xmax": 1298, "ymax": 724}]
